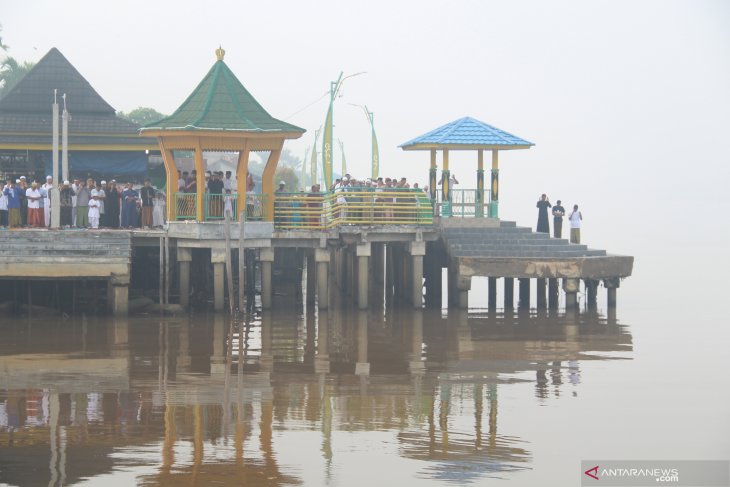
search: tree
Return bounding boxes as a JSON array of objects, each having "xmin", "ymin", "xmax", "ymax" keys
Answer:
[
  {"xmin": 0, "ymin": 56, "xmax": 34, "ymax": 98},
  {"xmin": 0, "ymin": 25, "xmax": 8, "ymax": 51},
  {"xmin": 118, "ymin": 107, "xmax": 167, "ymax": 126},
  {"xmin": 275, "ymin": 166, "xmax": 300, "ymax": 192}
]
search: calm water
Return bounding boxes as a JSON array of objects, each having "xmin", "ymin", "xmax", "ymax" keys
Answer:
[{"xmin": 0, "ymin": 264, "xmax": 728, "ymax": 486}]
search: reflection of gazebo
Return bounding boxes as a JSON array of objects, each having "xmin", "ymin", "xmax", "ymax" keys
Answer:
[
  {"xmin": 141, "ymin": 48, "xmax": 305, "ymax": 222},
  {"xmin": 399, "ymin": 117, "xmax": 533, "ymax": 218}
]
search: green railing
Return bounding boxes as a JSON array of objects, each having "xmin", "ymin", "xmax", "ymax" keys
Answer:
[
  {"xmin": 273, "ymin": 188, "xmax": 433, "ymax": 230},
  {"xmin": 437, "ymin": 188, "xmax": 490, "ymax": 217},
  {"xmin": 173, "ymin": 193, "xmax": 265, "ymax": 221}
]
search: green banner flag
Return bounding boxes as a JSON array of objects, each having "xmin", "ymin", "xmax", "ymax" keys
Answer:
[
  {"xmin": 338, "ymin": 139, "xmax": 347, "ymax": 177},
  {"xmin": 322, "ymin": 103, "xmax": 333, "ymax": 190},
  {"xmin": 301, "ymin": 147, "xmax": 308, "ymax": 191},
  {"xmin": 371, "ymin": 126, "xmax": 379, "ymax": 180}
]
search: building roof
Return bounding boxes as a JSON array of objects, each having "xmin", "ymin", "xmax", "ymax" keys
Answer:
[
  {"xmin": 0, "ymin": 47, "xmax": 155, "ymax": 150},
  {"xmin": 400, "ymin": 116, "xmax": 533, "ymax": 151},
  {"xmin": 142, "ymin": 52, "xmax": 305, "ymax": 134}
]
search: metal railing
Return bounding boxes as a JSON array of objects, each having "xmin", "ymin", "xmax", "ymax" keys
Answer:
[
  {"xmin": 436, "ymin": 188, "xmax": 490, "ymax": 217},
  {"xmin": 173, "ymin": 193, "xmax": 265, "ymax": 221},
  {"xmin": 273, "ymin": 188, "xmax": 434, "ymax": 230}
]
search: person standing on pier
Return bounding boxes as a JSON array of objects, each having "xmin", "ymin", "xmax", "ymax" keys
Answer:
[
  {"xmin": 59, "ymin": 181, "xmax": 75, "ymax": 228},
  {"xmin": 140, "ymin": 179, "xmax": 155, "ymax": 228},
  {"xmin": 0, "ymin": 181, "xmax": 7, "ymax": 228},
  {"xmin": 97, "ymin": 181, "xmax": 107, "ymax": 227},
  {"xmin": 18, "ymin": 176, "xmax": 28, "ymax": 226},
  {"xmin": 76, "ymin": 181, "xmax": 90, "ymax": 228},
  {"xmin": 42, "ymin": 176, "xmax": 53, "ymax": 228},
  {"xmin": 552, "ymin": 199, "xmax": 565, "ymax": 238},
  {"xmin": 106, "ymin": 181, "xmax": 120, "ymax": 228},
  {"xmin": 569, "ymin": 204, "xmax": 582, "ymax": 244},
  {"xmin": 25, "ymin": 181, "xmax": 43, "ymax": 228},
  {"xmin": 4, "ymin": 180, "xmax": 21, "ymax": 228},
  {"xmin": 121, "ymin": 183, "xmax": 139, "ymax": 229},
  {"xmin": 88, "ymin": 190, "xmax": 100, "ymax": 229},
  {"xmin": 536, "ymin": 194, "xmax": 551, "ymax": 234}
]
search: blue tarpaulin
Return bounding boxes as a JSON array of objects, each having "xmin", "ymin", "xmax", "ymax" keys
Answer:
[{"xmin": 42, "ymin": 151, "xmax": 148, "ymax": 179}]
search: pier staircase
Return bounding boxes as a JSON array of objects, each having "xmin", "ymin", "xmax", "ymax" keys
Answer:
[
  {"xmin": 439, "ymin": 220, "xmax": 632, "ymax": 281},
  {"xmin": 441, "ymin": 221, "xmax": 606, "ymax": 259}
]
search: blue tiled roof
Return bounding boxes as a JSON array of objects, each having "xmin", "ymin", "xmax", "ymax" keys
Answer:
[{"xmin": 400, "ymin": 116, "xmax": 533, "ymax": 148}]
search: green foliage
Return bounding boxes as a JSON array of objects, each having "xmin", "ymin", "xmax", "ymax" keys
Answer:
[
  {"xmin": 0, "ymin": 56, "xmax": 35, "ymax": 98},
  {"xmin": 118, "ymin": 107, "xmax": 167, "ymax": 126},
  {"xmin": 275, "ymin": 166, "xmax": 300, "ymax": 192}
]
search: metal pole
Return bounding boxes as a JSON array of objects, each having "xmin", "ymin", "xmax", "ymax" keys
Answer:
[
  {"xmin": 238, "ymin": 210, "xmax": 245, "ymax": 311},
  {"xmin": 61, "ymin": 95, "xmax": 69, "ymax": 182},
  {"xmin": 224, "ymin": 211, "xmax": 235, "ymax": 315}
]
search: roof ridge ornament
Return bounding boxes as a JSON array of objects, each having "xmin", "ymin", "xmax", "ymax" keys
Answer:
[{"xmin": 215, "ymin": 46, "xmax": 225, "ymax": 61}]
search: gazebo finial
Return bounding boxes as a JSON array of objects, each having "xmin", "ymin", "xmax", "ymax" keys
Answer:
[{"xmin": 215, "ymin": 46, "xmax": 226, "ymax": 61}]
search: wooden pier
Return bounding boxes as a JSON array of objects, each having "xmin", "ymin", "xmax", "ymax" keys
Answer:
[{"xmin": 0, "ymin": 213, "xmax": 632, "ymax": 315}]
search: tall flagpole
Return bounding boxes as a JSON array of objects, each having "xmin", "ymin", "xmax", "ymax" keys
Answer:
[
  {"xmin": 61, "ymin": 94, "xmax": 69, "ymax": 182},
  {"xmin": 50, "ymin": 90, "xmax": 60, "ymax": 228},
  {"xmin": 366, "ymin": 106, "xmax": 379, "ymax": 180}
]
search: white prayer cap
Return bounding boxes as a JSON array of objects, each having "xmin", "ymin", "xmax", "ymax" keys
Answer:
[
  {"xmin": 19, "ymin": 175, "xmax": 26, "ymax": 179},
  {"xmin": 15, "ymin": 179, "xmax": 20, "ymax": 183},
  {"xmin": 64, "ymin": 180, "xmax": 70, "ymax": 185},
  {"xmin": 100, "ymin": 180, "xmax": 107, "ymax": 185},
  {"xmin": 279, "ymin": 180, "xmax": 286, "ymax": 185},
  {"xmin": 46, "ymin": 175, "xmax": 52, "ymax": 180},
  {"xmin": 91, "ymin": 189, "xmax": 99, "ymax": 196}
]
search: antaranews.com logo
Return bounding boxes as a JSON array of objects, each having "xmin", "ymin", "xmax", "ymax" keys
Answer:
[{"xmin": 580, "ymin": 460, "xmax": 728, "ymax": 486}]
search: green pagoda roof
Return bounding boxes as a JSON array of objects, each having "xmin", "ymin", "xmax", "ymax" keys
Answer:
[{"xmin": 142, "ymin": 52, "xmax": 305, "ymax": 134}]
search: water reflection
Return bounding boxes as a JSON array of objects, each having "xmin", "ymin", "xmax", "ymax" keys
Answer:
[{"xmin": 0, "ymin": 308, "xmax": 632, "ymax": 486}]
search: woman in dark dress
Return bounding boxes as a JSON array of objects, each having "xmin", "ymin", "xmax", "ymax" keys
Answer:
[
  {"xmin": 105, "ymin": 181, "xmax": 121, "ymax": 228},
  {"xmin": 536, "ymin": 193, "xmax": 552, "ymax": 234}
]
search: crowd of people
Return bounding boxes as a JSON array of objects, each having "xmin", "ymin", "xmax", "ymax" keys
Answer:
[
  {"xmin": 0, "ymin": 176, "xmax": 165, "ymax": 230},
  {"xmin": 536, "ymin": 194, "xmax": 583, "ymax": 243}
]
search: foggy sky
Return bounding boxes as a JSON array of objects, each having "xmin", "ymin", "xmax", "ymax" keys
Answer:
[{"xmin": 2, "ymin": 0, "xmax": 729, "ymax": 263}]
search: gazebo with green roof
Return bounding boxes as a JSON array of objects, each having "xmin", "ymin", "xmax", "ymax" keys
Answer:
[
  {"xmin": 400, "ymin": 116, "xmax": 533, "ymax": 218},
  {"xmin": 141, "ymin": 47, "xmax": 305, "ymax": 222}
]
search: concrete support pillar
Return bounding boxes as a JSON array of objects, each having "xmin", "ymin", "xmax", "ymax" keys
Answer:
[
  {"xmin": 604, "ymin": 277, "xmax": 620, "ymax": 308},
  {"xmin": 107, "ymin": 274, "xmax": 129, "ymax": 316},
  {"xmin": 356, "ymin": 243, "xmax": 370, "ymax": 310},
  {"xmin": 260, "ymin": 248, "xmax": 275, "ymax": 309},
  {"xmin": 548, "ymin": 278, "xmax": 559, "ymax": 309},
  {"xmin": 518, "ymin": 278, "xmax": 530, "ymax": 309},
  {"xmin": 425, "ymin": 258, "xmax": 442, "ymax": 309},
  {"xmin": 447, "ymin": 264, "xmax": 457, "ymax": 307},
  {"xmin": 504, "ymin": 277, "xmax": 514, "ymax": 309},
  {"xmin": 536, "ymin": 278, "xmax": 547, "ymax": 309},
  {"xmin": 585, "ymin": 279, "xmax": 599, "ymax": 308},
  {"xmin": 408, "ymin": 241, "xmax": 426, "ymax": 308},
  {"xmin": 355, "ymin": 310, "xmax": 370, "ymax": 376},
  {"xmin": 211, "ymin": 248, "xmax": 226, "ymax": 311},
  {"xmin": 488, "ymin": 277, "xmax": 497, "ymax": 310},
  {"xmin": 385, "ymin": 244, "xmax": 394, "ymax": 297},
  {"xmin": 372, "ymin": 243, "xmax": 385, "ymax": 284},
  {"xmin": 457, "ymin": 277, "xmax": 471, "ymax": 309},
  {"xmin": 306, "ymin": 251, "xmax": 316, "ymax": 305},
  {"xmin": 563, "ymin": 278, "xmax": 580, "ymax": 310},
  {"xmin": 178, "ymin": 247, "xmax": 192, "ymax": 309},
  {"xmin": 315, "ymin": 309, "xmax": 330, "ymax": 374},
  {"xmin": 315, "ymin": 248, "xmax": 330, "ymax": 310}
]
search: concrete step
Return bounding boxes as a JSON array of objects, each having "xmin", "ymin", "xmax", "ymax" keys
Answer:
[
  {"xmin": 452, "ymin": 249, "xmax": 607, "ymax": 258},
  {"xmin": 450, "ymin": 243, "xmax": 589, "ymax": 252},
  {"xmin": 445, "ymin": 237, "xmax": 568, "ymax": 245}
]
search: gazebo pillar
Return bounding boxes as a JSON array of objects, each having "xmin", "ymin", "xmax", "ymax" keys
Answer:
[
  {"xmin": 236, "ymin": 144, "xmax": 250, "ymax": 220},
  {"xmin": 194, "ymin": 140, "xmax": 206, "ymax": 222},
  {"xmin": 441, "ymin": 149, "xmax": 451, "ymax": 217},
  {"xmin": 261, "ymin": 144, "xmax": 283, "ymax": 222},
  {"xmin": 490, "ymin": 150, "xmax": 499, "ymax": 218},
  {"xmin": 160, "ymin": 142, "xmax": 178, "ymax": 221},
  {"xmin": 429, "ymin": 149, "xmax": 437, "ymax": 206},
  {"xmin": 476, "ymin": 149, "xmax": 484, "ymax": 217}
]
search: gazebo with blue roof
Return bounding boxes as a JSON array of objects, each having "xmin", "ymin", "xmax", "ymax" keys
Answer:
[{"xmin": 400, "ymin": 116, "xmax": 533, "ymax": 217}]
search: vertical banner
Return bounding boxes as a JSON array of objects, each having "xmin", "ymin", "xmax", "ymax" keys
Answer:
[
  {"xmin": 371, "ymin": 125, "xmax": 379, "ymax": 180},
  {"xmin": 322, "ymin": 104, "xmax": 333, "ymax": 190},
  {"xmin": 476, "ymin": 169, "xmax": 485, "ymax": 217},
  {"xmin": 338, "ymin": 140, "xmax": 347, "ymax": 177},
  {"xmin": 301, "ymin": 147, "xmax": 308, "ymax": 191}
]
